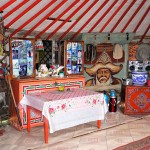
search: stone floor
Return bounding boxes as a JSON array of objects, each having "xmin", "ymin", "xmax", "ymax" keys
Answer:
[{"xmin": 0, "ymin": 109, "xmax": 150, "ymax": 150}]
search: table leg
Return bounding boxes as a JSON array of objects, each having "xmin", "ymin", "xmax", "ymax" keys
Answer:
[
  {"xmin": 27, "ymin": 106, "xmax": 31, "ymax": 132},
  {"xmin": 44, "ymin": 116, "xmax": 49, "ymax": 144},
  {"xmin": 97, "ymin": 120, "xmax": 101, "ymax": 128}
]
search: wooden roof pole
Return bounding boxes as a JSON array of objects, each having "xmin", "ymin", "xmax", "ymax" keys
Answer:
[
  {"xmin": 70, "ymin": 0, "xmax": 109, "ymax": 40},
  {"xmin": 23, "ymin": 0, "xmax": 67, "ymax": 38},
  {"xmin": 88, "ymin": 0, "xmax": 118, "ymax": 33},
  {"xmin": 110, "ymin": 0, "xmax": 136, "ymax": 33},
  {"xmin": 99, "ymin": 0, "xmax": 127, "ymax": 32},
  {"xmin": 3, "ymin": 0, "xmax": 29, "ymax": 19},
  {"xmin": 10, "ymin": 0, "xmax": 57, "ymax": 37},
  {"xmin": 5, "ymin": 0, "xmax": 41, "ymax": 29},
  {"xmin": 0, "ymin": 0, "xmax": 16, "ymax": 12},
  {"xmin": 58, "ymin": 0, "xmax": 99, "ymax": 41},
  {"xmin": 121, "ymin": 0, "xmax": 146, "ymax": 32},
  {"xmin": 46, "ymin": 0, "xmax": 89, "ymax": 40},
  {"xmin": 36, "ymin": 0, "xmax": 80, "ymax": 39},
  {"xmin": 139, "ymin": 24, "xmax": 150, "ymax": 43},
  {"xmin": 134, "ymin": 6, "xmax": 150, "ymax": 33}
]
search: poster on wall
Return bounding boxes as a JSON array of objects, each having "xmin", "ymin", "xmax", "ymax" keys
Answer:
[{"xmin": 10, "ymin": 38, "xmax": 35, "ymax": 78}]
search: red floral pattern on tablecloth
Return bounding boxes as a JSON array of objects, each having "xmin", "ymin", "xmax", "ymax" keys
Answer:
[{"xmin": 29, "ymin": 88, "xmax": 104, "ymax": 116}]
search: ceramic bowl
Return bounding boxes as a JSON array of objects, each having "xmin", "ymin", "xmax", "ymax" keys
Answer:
[{"xmin": 131, "ymin": 71, "xmax": 148, "ymax": 85}]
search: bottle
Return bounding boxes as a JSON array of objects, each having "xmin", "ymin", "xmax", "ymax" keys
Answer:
[
  {"xmin": 109, "ymin": 90, "xmax": 117, "ymax": 112},
  {"xmin": 103, "ymin": 90, "xmax": 109, "ymax": 105}
]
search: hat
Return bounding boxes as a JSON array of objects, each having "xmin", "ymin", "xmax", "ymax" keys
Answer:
[{"xmin": 85, "ymin": 51, "xmax": 123, "ymax": 76}]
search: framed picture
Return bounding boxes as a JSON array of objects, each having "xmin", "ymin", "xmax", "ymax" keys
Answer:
[{"xmin": 9, "ymin": 37, "xmax": 35, "ymax": 78}]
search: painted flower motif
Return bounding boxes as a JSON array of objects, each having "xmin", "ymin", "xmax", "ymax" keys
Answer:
[
  {"xmin": 49, "ymin": 108, "xmax": 54, "ymax": 114},
  {"xmin": 93, "ymin": 99, "xmax": 97, "ymax": 104},
  {"xmin": 61, "ymin": 104, "xmax": 66, "ymax": 110},
  {"xmin": 50, "ymin": 65, "xmax": 55, "ymax": 69},
  {"xmin": 57, "ymin": 106, "xmax": 60, "ymax": 109}
]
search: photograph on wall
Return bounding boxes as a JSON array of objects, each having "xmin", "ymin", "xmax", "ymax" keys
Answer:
[
  {"xmin": 65, "ymin": 41, "xmax": 84, "ymax": 75},
  {"xmin": 10, "ymin": 38, "xmax": 34, "ymax": 78}
]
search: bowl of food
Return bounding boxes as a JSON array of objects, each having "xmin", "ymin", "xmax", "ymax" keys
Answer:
[{"xmin": 58, "ymin": 86, "xmax": 65, "ymax": 91}]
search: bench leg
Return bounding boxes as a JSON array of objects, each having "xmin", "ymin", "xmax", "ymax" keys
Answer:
[
  {"xmin": 44, "ymin": 116, "xmax": 49, "ymax": 144},
  {"xmin": 97, "ymin": 120, "xmax": 101, "ymax": 128},
  {"xmin": 27, "ymin": 106, "xmax": 31, "ymax": 132}
]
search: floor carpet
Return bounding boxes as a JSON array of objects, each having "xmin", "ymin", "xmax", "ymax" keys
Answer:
[{"xmin": 113, "ymin": 136, "xmax": 150, "ymax": 150}]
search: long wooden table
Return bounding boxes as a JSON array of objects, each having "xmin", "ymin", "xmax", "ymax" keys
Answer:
[{"xmin": 20, "ymin": 88, "xmax": 108, "ymax": 143}]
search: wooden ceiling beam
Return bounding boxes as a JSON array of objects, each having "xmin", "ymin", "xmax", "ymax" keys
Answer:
[
  {"xmin": 110, "ymin": 0, "xmax": 136, "ymax": 33},
  {"xmin": 0, "ymin": 0, "xmax": 16, "ymax": 12},
  {"xmin": 3, "ymin": 0, "xmax": 29, "ymax": 19},
  {"xmin": 121, "ymin": 0, "xmax": 146, "ymax": 32},
  {"xmin": 140, "ymin": 24, "xmax": 150, "ymax": 42},
  {"xmin": 36, "ymin": 0, "xmax": 80, "ymax": 39},
  {"xmin": 99, "ymin": 0, "xmax": 127, "ymax": 32},
  {"xmin": 5, "ymin": 0, "xmax": 41, "ymax": 29},
  {"xmin": 134, "ymin": 6, "xmax": 150, "ymax": 33},
  {"xmin": 90, "ymin": 0, "xmax": 118, "ymax": 33},
  {"xmin": 23, "ymin": 0, "xmax": 67, "ymax": 38},
  {"xmin": 46, "ymin": 0, "xmax": 89, "ymax": 40},
  {"xmin": 59, "ymin": 0, "xmax": 99, "ymax": 41},
  {"xmin": 70, "ymin": 0, "xmax": 109, "ymax": 40},
  {"xmin": 10, "ymin": 0, "xmax": 56, "ymax": 37}
]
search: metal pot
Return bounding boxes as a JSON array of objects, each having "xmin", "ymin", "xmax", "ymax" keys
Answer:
[{"xmin": 122, "ymin": 78, "xmax": 132, "ymax": 85}]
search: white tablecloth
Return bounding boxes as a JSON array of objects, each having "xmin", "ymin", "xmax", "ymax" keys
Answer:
[{"xmin": 20, "ymin": 88, "xmax": 108, "ymax": 133}]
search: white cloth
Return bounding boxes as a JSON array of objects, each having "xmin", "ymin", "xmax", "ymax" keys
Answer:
[{"xmin": 20, "ymin": 88, "xmax": 108, "ymax": 133}]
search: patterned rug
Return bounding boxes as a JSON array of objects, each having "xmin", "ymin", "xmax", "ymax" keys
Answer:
[{"xmin": 113, "ymin": 136, "xmax": 150, "ymax": 150}]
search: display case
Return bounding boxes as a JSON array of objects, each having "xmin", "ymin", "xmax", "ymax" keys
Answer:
[
  {"xmin": 64, "ymin": 41, "xmax": 84, "ymax": 76},
  {"xmin": 9, "ymin": 38, "xmax": 35, "ymax": 78}
]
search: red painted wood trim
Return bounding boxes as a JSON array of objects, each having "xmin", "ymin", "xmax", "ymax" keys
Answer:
[
  {"xmin": 140, "ymin": 24, "xmax": 150, "ymax": 43},
  {"xmin": 0, "ymin": 0, "xmax": 16, "ymax": 12},
  {"xmin": 36, "ymin": 0, "xmax": 80, "ymax": 39},
  {"xmin": 80, "ymin": 0, "xmax": 109, "ymax": 35},
  {"xmin": 58, "ymin": 0, "xmax": 99, "ymax": 41},
  {"xmin": 3, "ymin": 0, "xmax": 29, "ymax": 19},
  {"xmin": 46, "ymin": 0, "xmax": 89, "ymax": 40},
  {"xmin": 110, "ymin": 0, "xmax": 136, "ymax": 33},
  {"xmin": 44, "ymin": 116, "xmax": 49, "ymax": 144},
  {"xmin": 10, "ymin": 0, "xmax": 56, "ymax": 37},
  {"xmin": 71, "ymin": 0, "xmax": 108, "ymax": 40},
  {"xmin": 97, "ymin": 120, "xmax": 101, "ymax": 128},
  {"xmin": 5, "ymin": 0, "xmax": 41, "ymax": 29},
  {"xmin": 99, "ymin": 0, "xmax": 127, "ymax": 32},
  {"xmin": 23, "ymin": 0, "xmax": 66, "ymax": 38},
  {"xmin": 134, "ymin": 6, "xmax": 150, "ymax": 33},
  {"xmin": 121, "ymin": 0, "xmax": 146, "ymax": 32},
  {"xmin": 27, "ymin": 106, "xmax": 31, "ymax": 132},
  {"xmin": 91, "ymin": 0, "xmax": 118, "ymax": 33}
]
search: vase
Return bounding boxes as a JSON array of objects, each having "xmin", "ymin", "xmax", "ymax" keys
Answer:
[{"xmin": 131, "ymin": 71, "xmax": 148, "ymax": 86}]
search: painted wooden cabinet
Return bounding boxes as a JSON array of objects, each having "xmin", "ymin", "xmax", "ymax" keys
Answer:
[
  {"xmin": 121, "ymin": 85, "xmax": 150, "ymax": 115},
  {"xmin": 10, "ymin": 76, "xmax": 85, "ymax": 130}
]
